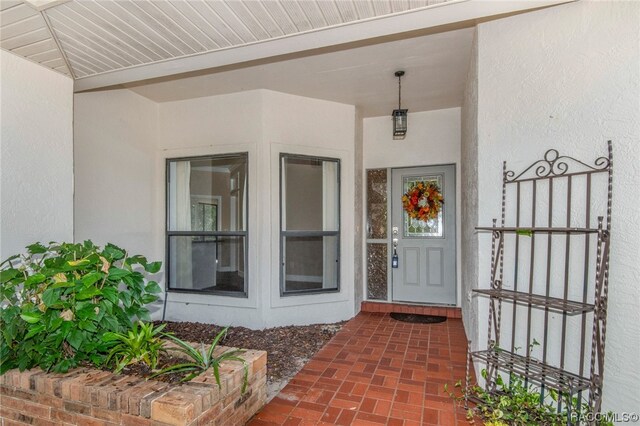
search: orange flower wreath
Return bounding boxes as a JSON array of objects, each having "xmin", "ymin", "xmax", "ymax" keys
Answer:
[{"xmin": 401, "ymin": 182, "xmax": 444, "ymax": 222}]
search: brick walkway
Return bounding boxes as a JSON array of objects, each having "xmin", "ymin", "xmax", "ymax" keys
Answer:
[{"xmin": 248, "ymin": 311, "xmax": 471, "ymax": 426}]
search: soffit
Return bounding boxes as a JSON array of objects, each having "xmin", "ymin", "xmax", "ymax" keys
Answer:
[
  {"xmin": 0, "ymin": 0, "xmax": 71, "ymax": 76},
  {"xmin": 1, "ymin": 0, "xmax": 451, "ymax": 80},
  {"xmin": 127, "ymin": 27, "xmax": 475, "ymax": 117},
  {"xmin": 0, "ymin": 0, "xmax": 572, "ymax": 89}
]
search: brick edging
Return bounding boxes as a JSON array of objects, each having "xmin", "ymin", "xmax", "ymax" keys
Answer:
[{"xmin": 0, "ymin": 345, "xmax": 267, "ymax": 426}]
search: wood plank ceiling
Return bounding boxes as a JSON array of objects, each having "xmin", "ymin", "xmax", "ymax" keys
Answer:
[
  {"xmin": 0, "ymin": 0, "xmax": 70, "ymax": 75},
  {"xmin": 0, "ymin": 0, "xmax": 449, "ymax": 80}
]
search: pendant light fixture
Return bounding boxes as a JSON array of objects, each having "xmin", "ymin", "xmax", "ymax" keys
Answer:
[{"xmin": 392, "ymin": 70, "xmax": 408, "ymax": 139}]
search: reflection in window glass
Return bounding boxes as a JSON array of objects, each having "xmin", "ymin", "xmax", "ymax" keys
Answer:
[
  {"xmin": 191, "ymin": 203, "xmax": 217, "ymax": 232},
  {"xmin": 280, "ymin": 155, "xmax": 340, "ymax": 295},
  {"xmin": 167, "ymin": 153, "xmax": 247, "ymax": 296},
  {"xmin": 169, "ymin": 236, "xmax": 245, "ymax": 293}
]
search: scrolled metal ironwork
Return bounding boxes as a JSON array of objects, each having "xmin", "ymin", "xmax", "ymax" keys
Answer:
[
  {"xmin": 505, "ymin": 148, "xmax": 610, "ymax": 183},
  {"xmin": 473, "ymin": 141, "xmax": 612, "ymax": 420}
]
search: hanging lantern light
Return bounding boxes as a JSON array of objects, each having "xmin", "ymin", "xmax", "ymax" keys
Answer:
[{"xmin": 392, "ymin": 70, "xmax": 408, "ymax": 139}]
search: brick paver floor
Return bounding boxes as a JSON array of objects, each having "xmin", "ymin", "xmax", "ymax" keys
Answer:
[{"xmin": 248, "ymin": 311, "xmax": 472, "ymax": 425}]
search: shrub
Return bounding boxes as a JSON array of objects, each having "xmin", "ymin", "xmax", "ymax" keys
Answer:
[
  {"xmin": 447, "ymin": 371, "xmax": 614, "ymax": 426},
  {"xmin": 0, "ymin": 241, "xmax": 162, "ymax": 373},
  {"xmin": 104, "ymin": 321, "xmax": 167, "ymax": 374},
  {"xmin": 152, "ymin": 327, "xmax": 248, "ymax": 392}
]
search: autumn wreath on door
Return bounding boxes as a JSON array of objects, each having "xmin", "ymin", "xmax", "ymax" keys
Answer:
[{"xmin": 401, "ymin": 181, "xmax": 444, "ymax": 222}]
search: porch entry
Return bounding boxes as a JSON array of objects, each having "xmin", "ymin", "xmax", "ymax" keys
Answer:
[{"xmin": 391, "ymin": 165, "xmax": 456, "ymax": 305}]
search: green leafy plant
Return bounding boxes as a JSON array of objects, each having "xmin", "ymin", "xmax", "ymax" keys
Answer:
[
  {"xmin": 471, "ymin": 372, "xmax": 565, "ymax": 425},
  {"xmin": 104, "ymin": 321, "xmax": 167, "ymax": 374},
  {"xmin": 446, "ymin": 371, "xmax": 614, "ymax": 426},
  {"xmin": 0, "ymin": 241, "xmax": 162, "ymax": 373},
  {"xmin": 152, "ymin": 327, "xmax": 248, "ymax": 392}
]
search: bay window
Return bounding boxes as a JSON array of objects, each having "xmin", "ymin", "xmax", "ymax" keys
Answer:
[
  {"xmin": 280, "ymin": 154, "xmax": 340, "ymax": 295},
  {"xmin": 166, "ymin": 153, "xmax": 248, "ymax": 296}
]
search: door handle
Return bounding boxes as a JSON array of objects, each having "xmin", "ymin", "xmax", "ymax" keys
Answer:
[{"xmin": 392, "ymin": 226, "xmax": 399, "ymax": 268}]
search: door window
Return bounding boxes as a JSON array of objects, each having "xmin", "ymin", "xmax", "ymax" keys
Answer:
[{"xmin": 402, "ymin": 174, "xmax": 444, "ymax": 238}]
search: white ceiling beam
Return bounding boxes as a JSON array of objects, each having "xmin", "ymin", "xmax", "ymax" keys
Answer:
[
  {"xmin": 73, "ymin": 0, "xmax": 573, "ymax": 92},
  {"xmin": 40, "ymin": 9, "xmax": 75, "ymax": 78}
]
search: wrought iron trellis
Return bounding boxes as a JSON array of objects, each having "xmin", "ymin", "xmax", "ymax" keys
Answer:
[{"xmin": 467, "ymin": 141, "xmax": 613, "ymax": 424}]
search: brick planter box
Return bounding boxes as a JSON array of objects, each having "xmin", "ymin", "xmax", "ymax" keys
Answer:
[{"xmin": 0, "ymin": 346, "xmax": 267, "ymax": 426}]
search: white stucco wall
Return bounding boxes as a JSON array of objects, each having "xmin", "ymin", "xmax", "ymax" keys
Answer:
[
  {"xmin": 159, "ymin": 89, "xmax": 356, "ymax": 328},
  {"xmin": 0, "ymin": 51, "xmax": 73, "ymax": 259},
  {"xmin": 475, "ymin": 0, "xmax": 640, "ymax": 414},
  {"xmin": 363, "ymin": 108, "xmax": 462, "ymax": 306},
  {"xmin": 158, "ymin": 90, "xmax": 263, "ymax": 151},
  {"xmin": 74, "ymin": 89, "xmax": 159, "ymax": 257},
  {"xmin": 74, "ymin": 88, "xmax": 356, "ymax": 329},
  {"xmin": 262, "ymin": 90, "xmax": 356, "ymax": 326},
  {"xmin": 155, "ymin": 90, "xmax": 264, "ymax": 327},
  {"xmin": 461, "ymin": 29, "xmax": 479, "ymax": 345},
  {"xmin": 353, "ymin": 107, "xmax": 365, "ymax": 314}
]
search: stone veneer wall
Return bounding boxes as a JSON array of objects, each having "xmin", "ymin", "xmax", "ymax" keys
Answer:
[{"xmin": 0, "ymin": 347, "xmax": 266, "ymax": 426}]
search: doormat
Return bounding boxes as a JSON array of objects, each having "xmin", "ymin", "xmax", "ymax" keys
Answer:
[{"xmin": 390, "ymin": 312, "xmax": 447, "ymax": 324}]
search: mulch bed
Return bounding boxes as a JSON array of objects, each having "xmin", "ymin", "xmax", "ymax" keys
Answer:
[{"xmin": 154, "ymin": 321, "xmax": 344, "ymax": 384}]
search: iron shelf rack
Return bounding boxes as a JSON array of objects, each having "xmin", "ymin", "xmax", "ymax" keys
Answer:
[
  {"xmin": 467, "ymin": 141, "xmax": 613, "ymax": 424},
  {"xmin": 472, "ymin": 288, "xmax": 595, "ymax": 315},
  {"xmin": 475, "ymin": 226, "xmax": 599, "ymax": 234},
  {"xmin": 472, "ymin": 348, "xmax": 591, "ymax": 393}
]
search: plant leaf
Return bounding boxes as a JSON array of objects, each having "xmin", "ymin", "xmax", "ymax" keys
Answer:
[
  {"xmin": 126, "ymin": 255, "xmax": 147, "ymax": 267},
  {"xmin": 26, "ymin": 243, "xmax": 47, "ymax": 254},
  {"xmin": 24, "ymin": 324, "xmax": 45, "ymax": 340},
  {"xmin": 136, "ymin": 308, "xmax": 151, "ymax": 322},
  {"xmin": 79, "ymin": 320, "xmax": 98, "ymax": 333},
  {"xmin": 67, "ymin": 329, "xmax": 84, "ymax": 350},
  {"xmin": 145, "ymin": 281, "xmax": 162, "ymax": 294},
  {"xmin": 162, "ymin": 334, "xmax": 203, "ymax": 364},
  {"xmin": 107, "ymin": 268, "xmax": 130, "ymax": 281},
  {"xmin": 20, "ymin": 312, "xmax": 42, "ymax": 324},
  {"xmin": 208, "ymin": 327, "xmax": 229, "ymax": 360},
  {"xmin": 76, "ymin": 286, "xmax": 102, "ymax": 300},
  {"xmin": 50, "ymin": 280, "xmax": 74, "ymax": 289},
  {"xmin": 212, "ymin": 364, "xmax": 221, "ymax": 388},
  {"xmin": 516, "ymin": 229, "xmax": 533, "ymax": 237},
  {"xmin": 149, "ymin": 363, "xmax": 200, "ymax": 379},
  {"xmin": 25, "ymin": 274, "xmax": 46, "ymax": 286},
  {"xmin": 103, "ymin": 244, "xmax": 126, "ymax": 261},
  {"xmin": 101, "ymin": 287, "xmax": 119, "ymax": 304},
  {"xmin": 81, "ymin": 272, "xmax": 103, "ymax": 287},
  {"xmin": 66, "ymin": 259, "xmax": 91, "ymax": 268},
  {"xmin": 0, "ymin": 268, "xmax": 19, "ymax": 283},
  {"xmin": 119, "ymin": 291, "xmax": 132, "ymax": 308},
  {"xmin": 144, "ymin": 262, "xmax": 162, "ymax": 274},
  {"xmin": 42, "ymin": 288, "xmax": 61, "ymax": 307},
  {"xmin": 141, "ymin": 295, "xmax": 158, "ymax": 305},
  {"xmin": 223, "ymin": 355, "xmax": 249, "ymax": 394}
]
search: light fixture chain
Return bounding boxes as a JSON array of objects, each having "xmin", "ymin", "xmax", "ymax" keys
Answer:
[{"xmin": 398, "ymin": 75, "xmax": 402, "ymax": 109}]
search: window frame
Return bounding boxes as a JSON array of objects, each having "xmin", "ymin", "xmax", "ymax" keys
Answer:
[
  {"xmin": 165, "ymin": 152, "xmax": 249, "ymax": 298},
  {"xmin": 279, "ymin": 153, "xmax": 341, "ymax": 296}
]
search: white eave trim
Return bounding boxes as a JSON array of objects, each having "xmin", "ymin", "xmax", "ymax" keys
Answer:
[{"xmin": 73, "ymin": 0, "xmax": 573, "ymax": 92}]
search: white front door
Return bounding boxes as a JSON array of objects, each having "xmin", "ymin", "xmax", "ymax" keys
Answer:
[{"xmin": 391, "ymin": 165, "xmax": 456, "ymax": 305}]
